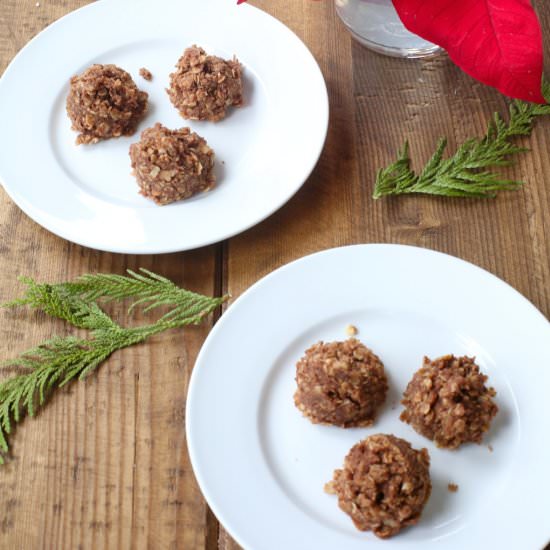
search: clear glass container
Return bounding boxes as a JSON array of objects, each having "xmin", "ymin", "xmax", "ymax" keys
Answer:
[{"xmin": 335, "ymin": 0, "xmax": 441, "ymax": 58}]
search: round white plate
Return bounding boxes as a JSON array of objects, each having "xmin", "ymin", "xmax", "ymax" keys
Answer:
[
  {"xmin": 0, "ymin": 0, "xmax": 328, "ymax": 254},
  {"xmin": 186, "ymin": 244, "xmax": 550, "ymax": 550}
]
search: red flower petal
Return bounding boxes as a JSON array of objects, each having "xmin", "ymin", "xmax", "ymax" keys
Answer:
[{"xmin": 392, "ymin": 0, "xmax": 545, "ymax": 103}]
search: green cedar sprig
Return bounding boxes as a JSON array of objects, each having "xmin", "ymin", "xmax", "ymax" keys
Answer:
[
  {"xmin": 0, "ymin": 269, "xmax": 228, "ymax": 464},
  {"xmin": 373, "ymin": 82, "xmax": 550, "ymax": 199}
]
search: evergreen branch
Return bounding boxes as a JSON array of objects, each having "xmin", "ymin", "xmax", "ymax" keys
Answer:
[
  {"xmin": 6, "ymin": 269, "xmax": 229, "ymax": 324},
  {"xmin": 0, "ymin": 328, "xmax": 158, "ymax": 464},
  {"xmin": 4, "ymin": 278, "xmax": 119, "ymax": 331},
  {"xmin": 374, "ymin": 82, "xmax": 550, "ymax": 199},
  {"xmin": 0, "ymin": 269, "xmax": 229, "ymax": 464}
]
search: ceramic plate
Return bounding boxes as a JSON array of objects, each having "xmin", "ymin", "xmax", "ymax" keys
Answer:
[
  {"xmin": 186, "ymin": 244, "xmax": 550, "ymax": 550},
  {"xmin": 0, "ymin": 0, "xmax": 328, "ymax": 253}
]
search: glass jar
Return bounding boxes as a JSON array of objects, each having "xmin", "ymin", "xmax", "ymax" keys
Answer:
[{"xmin": 335, "ymin": 0, "xmax": 440, "ymax": 58}]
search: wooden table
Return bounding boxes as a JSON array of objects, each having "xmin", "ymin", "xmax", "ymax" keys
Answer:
[{"xmin": 1, "ymin": 1, "xmax": 549, "ymax": 548}]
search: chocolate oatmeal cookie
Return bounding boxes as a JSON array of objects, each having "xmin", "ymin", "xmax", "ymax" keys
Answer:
[
  {"xmin": 294, "ymin": 339, "xmax": 388, "ymax": 428},
  {"xmin": 129, "ymin": 123, "xmax": 215, "ymax": 205},
  {"xmin": 66, "ymin": 64, "xmax": 148, "ymax": 145},
  {"xmin": 326, "ymin": 434, "xmax": 431, "ymax": 538},
  {"xmin": 167, "ymin": 45, "xmax": 243, "ymax": 122},
  {"xmin": 400, "ymin": 355, "xmax": 498, "ymax": 449}
]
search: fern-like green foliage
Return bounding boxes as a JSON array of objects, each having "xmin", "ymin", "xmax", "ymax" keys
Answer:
[
  {"xmin": 0, "ymin": 269, "xmax": 228, "ymax": 464},
  {"xmin": 8, "ymin": 268, "xmax": 227, "ymax": 326},
  {"xmin": 374, "ymin": 82, "xmax": 550, "ymax": 199}
]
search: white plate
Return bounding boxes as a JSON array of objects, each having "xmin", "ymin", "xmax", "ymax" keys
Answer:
[
  {"xmin": 0, "ymin": 0, "xmax": 328, "ymax": 254},
  {"xmin": 186, "ymin": 244, "xmax": 550, "ymax": 550}
]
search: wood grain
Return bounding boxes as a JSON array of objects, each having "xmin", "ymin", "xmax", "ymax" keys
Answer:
[
  {"xmin": 0, "ymin": 3, "xmax": 218, "ymax": 549},
  {"xmin": 0, "ymin": 1, "xmax": 549, "ymax": 549}
]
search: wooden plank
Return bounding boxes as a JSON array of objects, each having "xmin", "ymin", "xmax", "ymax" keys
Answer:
[
  {"xmin": 0, "ymin": 2, "xmax": 219, "ymax": 548},
  {"xmin": 0, "ymin": 237, "xmax": 220, "ymax": 549},
  {"xmin": 226, "ymin": 0, "xmax": 361, "ymax": 298}
]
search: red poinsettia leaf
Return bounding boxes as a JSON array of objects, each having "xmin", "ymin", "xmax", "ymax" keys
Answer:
[{"xmin": 392, "ymin": 0, "xmax": 545, "ymax": 103}]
